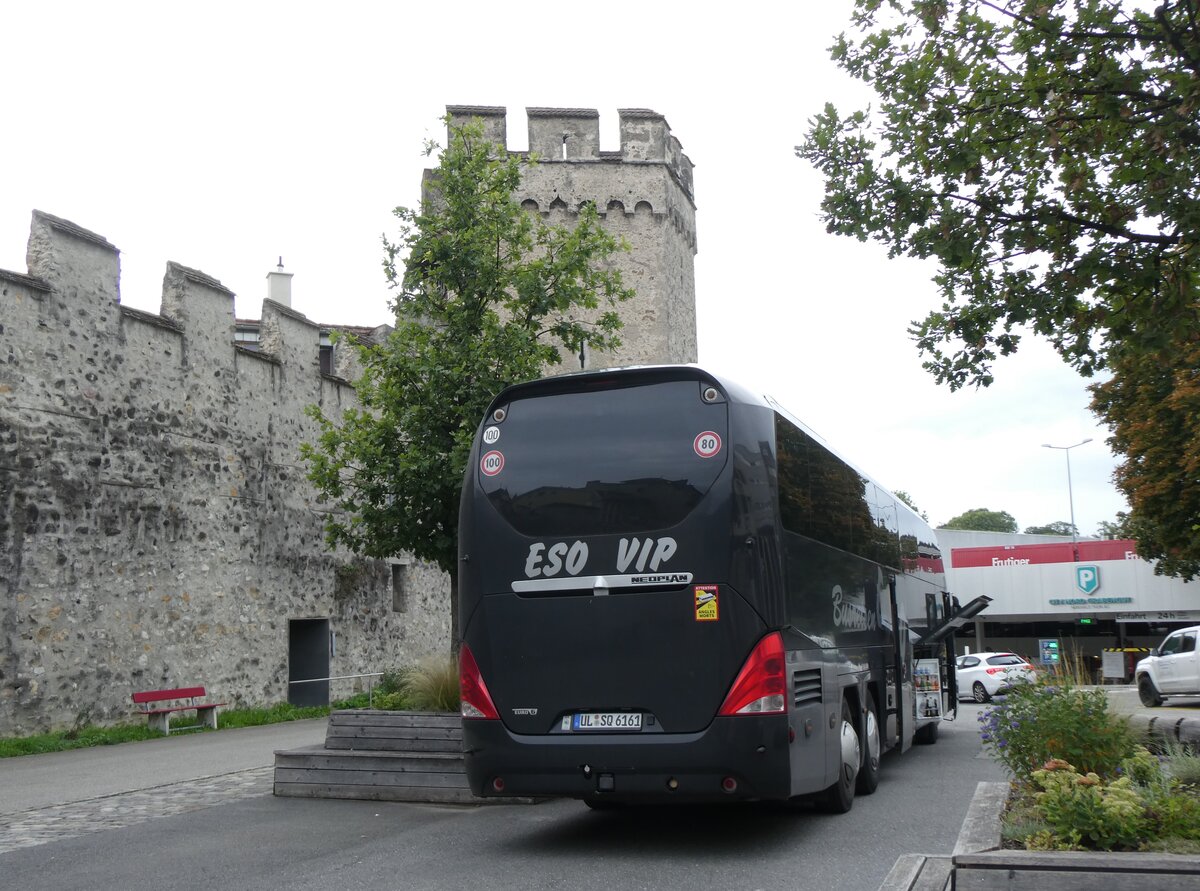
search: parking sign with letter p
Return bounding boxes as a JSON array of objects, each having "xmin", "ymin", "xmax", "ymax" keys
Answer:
[{"xmin": 1076, "ymin": 565, "xmax": 1100, "ymax": 595}]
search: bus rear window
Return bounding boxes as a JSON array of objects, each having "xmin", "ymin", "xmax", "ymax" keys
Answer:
[{"xmin": 478, "ymin": 379, "xmax": 728, "ymax": 537}]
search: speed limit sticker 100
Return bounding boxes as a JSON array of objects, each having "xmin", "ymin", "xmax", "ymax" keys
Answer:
[
  {"xmin": 481, "ymin": 450, "xmax": 505, "ymax": 477},
  {"xmin": 693, "ymin": 431, "xmax": 721, "ymax": 458}
]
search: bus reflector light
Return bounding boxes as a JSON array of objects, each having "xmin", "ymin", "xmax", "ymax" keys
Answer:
[
  {"xmin": 492, "ymin": 777, "xmax": 505, "ymax": 792},
  {"xmin": 717, "ymin": 632, "xmax": 787, "ymax": 716},
  {"xmin": 460, "ymin": 643, "xmax": 500, "ymax": 720},
  {"xmin": 721, "ymin": 776, "xmax": 738, "ymax": 793}
]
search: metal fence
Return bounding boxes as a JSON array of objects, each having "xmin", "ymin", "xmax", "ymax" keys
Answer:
[{"xmin": 288, "ymin": 672, "xmax": 385, "ymax": 707}]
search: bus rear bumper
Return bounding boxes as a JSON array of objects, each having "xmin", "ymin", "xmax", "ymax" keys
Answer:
[{"xmin": 462, "ymin": 715, "xmax": 793, "ymax": 802}]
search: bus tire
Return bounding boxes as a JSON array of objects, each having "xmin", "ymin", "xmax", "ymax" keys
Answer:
[
  {"xmin": 820, "ymin": 698, "xmax": 859, "ymax": 813},
  {"xmin": 856, "ymin": 691, "xmax": 881, "ymax": 795},
  {"xmin": 914, "ymin": 721, "xmax": 939, "ymax": 745}
]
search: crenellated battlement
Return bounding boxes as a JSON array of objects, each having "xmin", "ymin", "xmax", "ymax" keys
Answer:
[
  {"xmin": 445, "ymin": 105, "xmax": 696, "ymax": 205},
  {"xmin": 442, "ymin": 106, "xmax": 699, "ymax": 370},
  {"xmin": 1, "ymin": 215, "xmax": 377, "ymax": 398}
]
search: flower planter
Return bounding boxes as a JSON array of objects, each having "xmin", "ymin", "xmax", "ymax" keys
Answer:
[{"xmin": 952, "ymin": 781, "xmax": 1200, "ymax": 889}]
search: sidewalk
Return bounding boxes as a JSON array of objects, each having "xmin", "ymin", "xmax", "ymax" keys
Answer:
[{"xmin": 0, "ymin": 717, "xmax": 327, "ymax": 815}]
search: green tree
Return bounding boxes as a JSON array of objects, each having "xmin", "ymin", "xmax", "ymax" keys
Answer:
[
  {"xmin": 942, "ymin": 508, "xmax": 1019, "ymax": 533},
  {"xmin": 1092, "ymin": 341, "xmax": 1200, "ymax": 576},
  {"xmin": 798, "ymin": 0, "xmax": 1199, "ymax": 573},
  {"xmin": 893, "ymin": 489, "xmax": 929, "ymax": 521},
  {"xmin": 302, "ymin": 117, "xmax": 634, "ymax": 644},
  {"xmin": 1096, "ymin": 511, "xmax": 1135, "ymax": 540},
  {"xmin": 1024, "ymin": 521, "xmax": 1077, "ymax": 536}
]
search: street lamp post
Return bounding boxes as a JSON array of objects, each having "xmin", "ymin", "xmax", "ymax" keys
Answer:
[{"xmin": 1041, "ymin": 439, "xmax": 1093, "ymax": 543}]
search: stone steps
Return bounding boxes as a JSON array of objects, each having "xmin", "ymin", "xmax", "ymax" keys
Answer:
[{"xmin": 273, "ymin": 710, "xmax": 482, "ymax": 805}]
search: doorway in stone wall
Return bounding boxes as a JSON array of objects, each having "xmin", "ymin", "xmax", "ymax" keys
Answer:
[{"xmin": 288, "ymin": 618, "xmax": 330, "ymax": 707}]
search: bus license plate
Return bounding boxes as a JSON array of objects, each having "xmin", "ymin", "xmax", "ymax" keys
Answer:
[{"xmin": 570, "ymin": 712, "xmax": 642, "ymax": 731}]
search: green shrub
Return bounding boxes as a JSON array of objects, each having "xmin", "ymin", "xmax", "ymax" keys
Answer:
[
  {"xmin": 1031, "ymin": 761, "xmax": 1148, "ymax": 850},
  {"xmin": 1162, "ymin": 742, "xmax": 1200, "ymax": 788},
  {"xmin": 377, "ymin": 670, "xmax": 406, "ymax": 695},
  {"xmin": 978, "ymin": 680, "xmax": 1135, "ymax": 782},
  {"xmin": 1139, "ymin": 771, "xmax": 1200, "ymax": 842},
  {"xmin": 982, "ymin": 682, "xmax": 1200, "ymax": 851},
  {"xmin": 1120, "ymin": 745, "xmax": 1165, "ymax": 786},
  {"xmin": 1000, "ymin": 791, "xmax": 1052, "ymax": 846},
  {"xmin": 1025, "ymin": 828, "xmax": 1081, "ymax": 851},
  {"xmin": 373, "ymin": 691, "xmax": 412, "ymax": 710},
  {"xmin": 333, "ymin": 689, "xmax": 412, "ymax": 710}
]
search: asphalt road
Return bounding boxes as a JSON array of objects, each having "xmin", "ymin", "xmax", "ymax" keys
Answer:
[{"xmin": 0, "ymin": 706, "xmax": 1005, "ymax": 891}]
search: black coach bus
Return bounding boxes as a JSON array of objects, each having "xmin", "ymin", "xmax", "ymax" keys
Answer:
[{"xmin": 457, "ymin": 365, "xmax": 973, "ymax": 810}]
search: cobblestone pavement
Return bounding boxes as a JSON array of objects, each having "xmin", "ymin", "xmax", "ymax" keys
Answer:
[{"xmin": 0, "ymin": 766, "xmax": 274, "ymax": 854}]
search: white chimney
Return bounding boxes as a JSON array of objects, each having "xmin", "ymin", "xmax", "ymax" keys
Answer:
[{"xmin": 266, "ymin": 256, "xmax": 293, "ymax": 307}]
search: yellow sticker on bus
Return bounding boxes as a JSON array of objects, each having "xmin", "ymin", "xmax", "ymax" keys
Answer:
[{"xmin": 695, "ymin": 585, "xmax": 719, "ymax": 621}]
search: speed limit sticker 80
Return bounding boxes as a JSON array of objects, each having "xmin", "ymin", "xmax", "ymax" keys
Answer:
[
  {"xmin": 693, "ymin": 431, "xmax": 722, "ymax": 458},
  {"xmin": 480, "ymin": 450, "xmax": 505, "ymax": 476}
]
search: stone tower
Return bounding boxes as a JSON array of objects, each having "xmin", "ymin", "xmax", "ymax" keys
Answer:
[{"xmin": 445, "ymin": 106, "xmax": 698, "ymax": 369}]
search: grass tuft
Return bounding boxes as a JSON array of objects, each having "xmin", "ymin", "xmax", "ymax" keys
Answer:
[{"xmin": 402, "ymin": 659, "xmax": 460, "ymax": 712}]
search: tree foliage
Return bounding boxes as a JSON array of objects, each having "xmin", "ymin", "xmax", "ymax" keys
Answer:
[
  {"xmin": 1097, "ymin": 510, "xmax": 1135, "ymax": 539},
  {"xmin": 942, "ymin": 507, "xmax": 1019, "ymax": 532},
  {"xmin": 1092, "ymin": 338, "xmax": 1200, "ymax": 577},
  {"xmin": 1024, "ymin": 521, "xmax": 1077, "ymax": 535},
  {"xmin": 799, "ymin": 0, "xmax": 1200, "ymax": 574},
  {"xmin": 302, "ymin": 118, "xmax": 634, "ymax": 636}
]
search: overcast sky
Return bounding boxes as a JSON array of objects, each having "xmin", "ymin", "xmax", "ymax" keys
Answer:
[{"xmin": 1, "ymin": 2, "xmax": 1129, "ymax": 535}]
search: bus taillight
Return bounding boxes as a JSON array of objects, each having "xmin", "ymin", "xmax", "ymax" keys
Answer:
[
  {"xmin": 717, "ymin": 632, "xmax": 787, "ymax": 716},
  {"xmin": 460, "ymin": 643, "xmax": 500, "ymax": 720}
]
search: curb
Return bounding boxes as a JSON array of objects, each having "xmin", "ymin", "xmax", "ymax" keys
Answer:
[{"xmin": 1126, "ymin": 712, "xmax": 1200, "ymax": 747}]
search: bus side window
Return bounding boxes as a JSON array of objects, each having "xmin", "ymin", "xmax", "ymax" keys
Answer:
[{"xmin": 775, "ymin": 416, "xmax": 811, "ymax": 538}]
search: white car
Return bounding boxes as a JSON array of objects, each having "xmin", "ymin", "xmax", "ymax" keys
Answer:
[
  {"xmin": 1135, "ymin": 625, "xmax": 1200, "ymax": 707},
  {"xmin": 955, "ymin": 652, "xmax": 1037, "ymax": 703}
]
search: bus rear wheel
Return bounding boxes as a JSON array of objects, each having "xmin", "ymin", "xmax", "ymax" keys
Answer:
[
  {"xmin": 820, "ymin": 698, "xmax": 860, "ymax": 813},
  {"xmin": 856, "ymin": 691, "xmax": 881, "ymax": 795}
]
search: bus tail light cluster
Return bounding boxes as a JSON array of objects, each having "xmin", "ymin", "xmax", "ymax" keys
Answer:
[
  {"xmin": 717, "ymin": 632, "xmax": 787, "ymax": 716},
  {"xmin": 460, "ymin": 643, "xmax": 500, "ymax": 720}
]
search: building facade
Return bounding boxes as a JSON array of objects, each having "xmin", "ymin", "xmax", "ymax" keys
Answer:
[{"xmin": 940, "ymin": 529, "xmax": 1200, "ymax": 675}]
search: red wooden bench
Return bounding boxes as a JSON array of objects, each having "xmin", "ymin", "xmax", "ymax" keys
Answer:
[{"xmin": 132, "ymin": 686, "xmax": 226, "ymax": 735}]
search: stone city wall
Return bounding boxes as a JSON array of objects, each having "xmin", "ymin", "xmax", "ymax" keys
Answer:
[{"xmin": 0, "ymin": 211, "xmax": 450, "ymax": 734}]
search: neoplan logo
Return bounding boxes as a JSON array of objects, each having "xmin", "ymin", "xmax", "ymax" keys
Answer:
[{"xmin": 1076, "ymin": 565, "xmax": 1101, "ymax": 595}]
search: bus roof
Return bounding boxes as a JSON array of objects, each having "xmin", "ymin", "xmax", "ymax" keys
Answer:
[{"xmin": 487, "ymin": 364, "xmax": 929, "ymax": 532}]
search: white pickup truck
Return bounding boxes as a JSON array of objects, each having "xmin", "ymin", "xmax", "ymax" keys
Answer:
[{"xmin": 1135, "ymin": 625, "xmax": 1200, "ymax": 706}]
